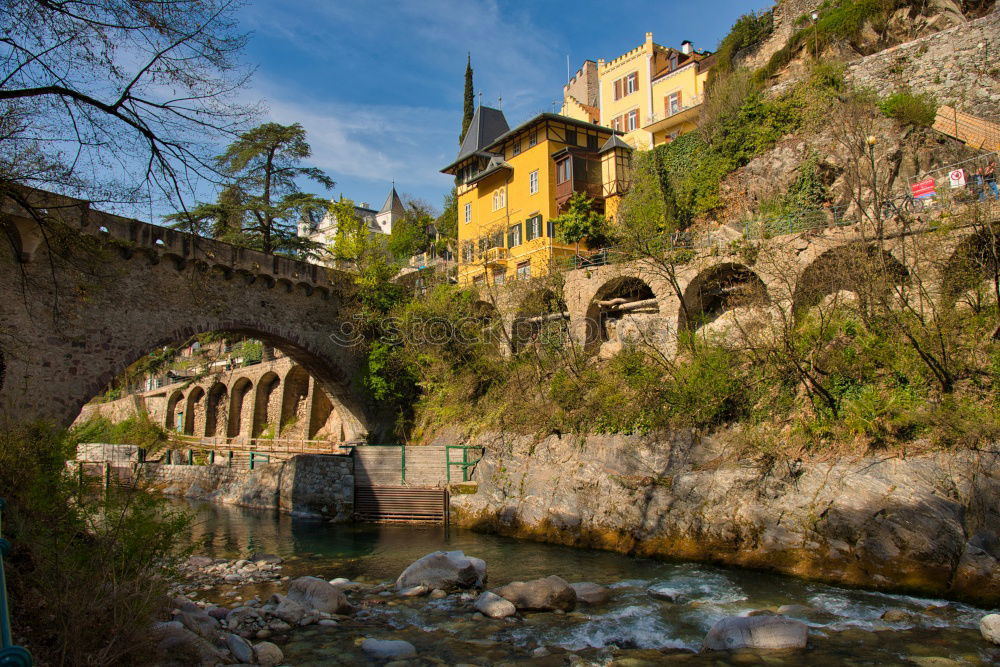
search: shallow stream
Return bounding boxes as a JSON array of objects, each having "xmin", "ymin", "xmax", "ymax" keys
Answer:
[{"xmin": 179, "ymin": 499, "xmax": 999, "ymax": 665}]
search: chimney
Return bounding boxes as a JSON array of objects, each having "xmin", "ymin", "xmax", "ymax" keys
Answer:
[{"xmin": 681, "ymin": 40, "xmax": 693, "ymax": 55}]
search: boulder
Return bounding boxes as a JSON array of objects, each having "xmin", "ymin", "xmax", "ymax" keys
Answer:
[
  {"xmin": 361, "ymin": 638, "xmax": 417, "ymax": 659},
  {"xmin": 253, "ymin": 640, "xmax": 284, "ymax": 667},
  {"xmin": 225, "ymin": 633, "xmax": 254, "ymax": 663},
  {"xmin": 399, "ymin": 585, "xmax": 429, "ymax": 597},
  {"xmin": 704, "ymin": 615, "xmax": 808, "ymax": 651},
  {"xmin": 980, "ymin": 614, "xmax": 1000, "ymax": 645},
  {"xmin": 496, "ymin": 575, "xmax": 576, "ymax": 612},
  {"xmin": 646, "ymin": 587, "xmax": 685, "ymax": 603},
  {"xmin": 152, "ymin": 622, "xmax": 225, "ymax": 667},
  {"xmin": 175, "ymin": 609, "xmax": 218, "ymax": 640},
  {"xmin": 251, "ymin": 552, "xmax": 283, "ymax": 564},
  {"xmin": 881, "ymin": 608, "xmax": 915, "ymax": 623},
  {"xmin": 287, "ymin": 576, "xmax": 353, "ymax": 614},
  {"xmin": 570, "ymin": 582, "xmax": 611, "ymax": 605},
  {"xmin": 269, "ymin": 594, "xmax": 307, "ymax": 625},
  {"xmin": 475, "ymin": 591, "xmax": 517, "ymax": 619},
  {"xmin": 396, "ymin": 551, "xmax": 486, "ymax": 591},
  {"xmin": 206, "ymin": 606, "xmax": 229, "ymax": 621}
]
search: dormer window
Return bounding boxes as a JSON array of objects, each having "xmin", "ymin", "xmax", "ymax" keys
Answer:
[{"xmin": 670, "ymin": 55, "xmax": 678, "ymax": 70}]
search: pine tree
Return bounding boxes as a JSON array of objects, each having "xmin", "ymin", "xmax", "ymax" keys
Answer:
[{"xmin": 460, "ymin": 53, "xmax": 474, "ymax": 144}]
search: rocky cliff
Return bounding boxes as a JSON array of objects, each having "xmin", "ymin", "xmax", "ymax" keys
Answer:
[{"xmin": 449, "ymin": 431, "xmax": 1000, "ymax": 605}]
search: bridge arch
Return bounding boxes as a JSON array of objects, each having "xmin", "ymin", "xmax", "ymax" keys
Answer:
[
  {"xmin": 183, "ymin": 386, "xmax": 206, "ymax": 436},
  {"xmin": 792, "ymin": 244, "xmax": 908, "ymax": 318},
  {"xmin": 584, "ymin": 276, "xmax": 660, "ymax": 355},
  {"xmin": 252, "ymin": 371, "xmax": 281, "ymax": 438},
  {"xmin": 227, "ymin": 377, "xmax": 253, "ymax": 438},
  {"xmin": 204, "ymin": 382, "xmax": 228, "ymax": 438},
  {"xmin": 941, "ymin": 230, "xmax": 1000, "ymax": 311},
  {"xmin": 279, "ymin": 364, "xmax": 310, "ymax": 437},
  {"xmin": 679, "ymin": 262, "xmax": 768, "ymax": 333},
  {"xmin": 165, "ymin": 389, "xmax": 184, "ymax": 432}
]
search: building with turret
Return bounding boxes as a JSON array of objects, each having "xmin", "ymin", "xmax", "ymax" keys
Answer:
[{"xmin": 296, "ymin": 184, "xmax": 405, "ymax": 248}]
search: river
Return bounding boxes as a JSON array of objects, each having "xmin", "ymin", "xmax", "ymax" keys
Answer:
[{"xmin": 178, "ymin": 499, "xmax": 998, "ymax": 665}]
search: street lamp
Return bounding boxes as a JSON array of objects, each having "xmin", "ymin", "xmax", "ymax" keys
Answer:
[{"xmin": 811, "ymin": 11, "xmax": 820, "ymax": 59}]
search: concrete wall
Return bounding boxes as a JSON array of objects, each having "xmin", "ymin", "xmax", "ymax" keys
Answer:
[{"xmin": 144, "ymin": 453, "xmax": 354, "ymax": 520}]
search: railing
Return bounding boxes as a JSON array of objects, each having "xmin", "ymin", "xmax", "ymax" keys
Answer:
[
  {"xmin": 742, "ymin": 205, "xmax": 852, "ymax": 239},
  {"xmin": 0, "ymin": 499, "xmax": 32, "ymax": 666},
  {"xmin": 643, "ymin": 95, "xmax": 704, "ymax": 128},
  {"xmin": 445, "ymin": 446, "xmax": 484, "ymax": 483}
]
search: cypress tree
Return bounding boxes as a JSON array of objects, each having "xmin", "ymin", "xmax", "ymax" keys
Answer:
[{"xmin": 460, "ymin": 53, "xmax": 474, "ymax": 144}]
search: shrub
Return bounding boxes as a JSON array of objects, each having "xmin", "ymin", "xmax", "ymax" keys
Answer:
[
  {"xmin": 714, "ymin": 10, "xmax": 775, "ymax": 74},
  {"xmin": 67, "ymin": 414, "xmax": 169, "ymax": 451},
  {"xmin": 0, "ymin": 422, "xmax": 190, "ymax": 665},
  {"xmin": 879, "ymin": 90, "xmax": 937, "ymax": 127}
]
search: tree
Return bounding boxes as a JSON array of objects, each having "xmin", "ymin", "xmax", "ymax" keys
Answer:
[
  {"xmin": 388, "ymin": 199, "xmax": 434, "ymax": 261},
  {"xmin": 168, "ymin": 122, "xmax": 332, "ymax": 257},
  {"xmin": 0, "ymin": 0, "xmax": 254, "ymax": 212},
  {"xmin": 460, "ymin": 54, "xmax": 474, "ymax": 144},
  {"xmin": 553, "ymin": 192, "xmax": 612, "ymax": 252}
]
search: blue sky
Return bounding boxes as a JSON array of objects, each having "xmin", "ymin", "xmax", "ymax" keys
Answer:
[{"xmin": 236, "ymin": 0, "xmax": 771, "ymax": 213}]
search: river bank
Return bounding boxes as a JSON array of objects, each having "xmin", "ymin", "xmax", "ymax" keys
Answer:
[
  {"xmin": 160, "ymin": 499, "xmax": 1000, "ymax": 665},
  {"xmin": 445, "ymin": 430, "xmax": 1000, "ymax": 606}
]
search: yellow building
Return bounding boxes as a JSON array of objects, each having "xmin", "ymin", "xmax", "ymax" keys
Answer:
[
  {"xmin": 562, "ymin": 34, "xmax": 714, "ymax": 149},
  {"xmin": 441, "ymin": 107, "xmax": 630, "ymax": 285}
]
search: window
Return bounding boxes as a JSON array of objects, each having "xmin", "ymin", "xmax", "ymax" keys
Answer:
[
  {"xmin": 547, "ymin": 218, "xmax": 556, "ymax": 238},
  {"xmin": 627, "ymin": 109, "xmax": 639, "ymax": 131},
  {"xmin": 493, "ymin": 270, "xmax": 505, "ymax": 285},
  {"xmin": 587, "ymin": 134, "xmax": 598, "ymax": 150},
  {"xmin": 611, "ymin": 115, "xmax": 624, "ymax": 132},
  {"xmin": 667, "ymin": 91, "xmax": 682, "ymax": 115},
  {"xmin": 525, "ymin": 215, "xmax": 543, "ymax": 241},
  {"xmin": 508, "ymin": 222, "xmax": 522, "ymax": 248},
  {"xmin": 556, "ymin": 159, "xmax": 571, "ymax": 184},
  {"xmin": 529, "ymin": 169, "xmax": 539, "ymax": 194},
  {"xmin": 492, "ymin": 187, "xmax": 505, "ymax": 211},
  {"xmin": 626, "ymin": 71, "xmax": 638, "ymax": 95},
  {"xmin": 491, "ymin": 229, "xmax": 504, "ymax": 249},
  {"xmin": 565, "ymin": 130, "xmax": 577, "ymax": 146},
  {"xmin": 464, "ymin": 202, "xmax": 472, "ymax": 223},
  {"xmin": 461, "ymin": 242, "xmax": 473, "ymax": 262},
  {"xmin": 512, "ymin": 138, "xmax": 521, "ymax": 156},
  {"xmin": 516, "ymin": 261, "xmax": 531, "ymax": 280},
  {"xmin": 528, "ymin": 129, "xmax": 538, "ymax": 147},
  {"xmin": 670, "ymin": 55, "xmax": 678, "ymax": 70},
  {"xmin": 613, "ymin": 78, "xmax": 623, "ymax": 101}
]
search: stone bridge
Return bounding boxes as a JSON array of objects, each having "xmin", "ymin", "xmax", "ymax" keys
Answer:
[{"xmin": 0, "ymin": 188, "xmax": 376, "ymax": 439}]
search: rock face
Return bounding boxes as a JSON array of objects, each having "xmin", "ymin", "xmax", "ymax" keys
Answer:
[
  {"xmin": 570, "ymin": 582, "xmax": 611, "ymax": 605},
  {"xmin": 704, "ymin": 615, "xmax": 809, "ymax": 651},
  {"xmin": 981, "ymin": 614, "xmax": 1000, "ymax": 645},
  {"xmin": 287, "ymin": 576, "xmax": 353, "ymax": 614},
  {"xmin": 496, "ymin": 575, "xmax": 577, "ymax": 612},
  {"xmin": 449, "ymin": 432, "xmax": 1000, "ymax": 605},
  {"xmin": 474, "ymin": 591, "xmax": 517, "ymax": 619},
  {"xmin": 396, "ymin": 551, "xmax": 487, "ymax": 591},
  {"xmin": 253, "ymin": 641, "xmax": 284, "ymax": 667},
  {"xmin": 361, "ymin": 638, "xmax": 417, "ymax": 659}
]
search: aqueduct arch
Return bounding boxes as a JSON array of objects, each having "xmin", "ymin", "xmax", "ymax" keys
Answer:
[
  {"xmin": 792, "ymin": 244, "xmax": 909, "ymax": 318},
  {"xmin": 679, "ymin": 262, "xmax": 769, "ymax": 332},
  {"xmin": 0, "ymin": 188, "xmax": 380, "ymax": 440}
]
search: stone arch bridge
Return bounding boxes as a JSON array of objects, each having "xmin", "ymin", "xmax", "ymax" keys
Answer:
[{"xmin": 0, "ymin": 188, "xmax": 376, "ymax": 439}]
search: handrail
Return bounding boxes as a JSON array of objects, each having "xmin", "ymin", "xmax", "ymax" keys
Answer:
[{"xmin": 0, "ymin": 498, "xmax": 32, "ymax": 666}]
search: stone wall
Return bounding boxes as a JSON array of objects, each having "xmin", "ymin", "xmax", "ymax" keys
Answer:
[
  {"xmin": 846, "ymin": 10, "xmax": 1000, "ymax": 118},
  {"xmin": 449, "ymin": 431, "xmax": 1000, "ymax": 606},
  {"xmin": 75, "ymin": 394, "xmax": 144, "ymax": 424},
  {"xmin": 144, "ymin": 453, "xmax": 354, "ymax": 520}
]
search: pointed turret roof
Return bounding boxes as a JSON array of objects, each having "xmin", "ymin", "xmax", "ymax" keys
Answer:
[
  {"xmin": 457, "ymin": 106, "xmax": 509, "ymax": 162},
  {"xmin": 378, "ymin": 185, "xmax": 405, "ymax": 216},
  {"xmin": 599, "ymin": 134, "xmax": 632, "ymax": 153}
]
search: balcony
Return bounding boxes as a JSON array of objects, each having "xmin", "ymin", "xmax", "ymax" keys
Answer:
[
  {"xmin": 643, "ymin": 95, "xmax": 704, "ymax": 134},
  {"xmin": 555, "ymin": 178, "xmax": 604, "ymax": 208},
  {"xmin": 482, "ymin": 246, "xmax": 508, "ymax": 266}
]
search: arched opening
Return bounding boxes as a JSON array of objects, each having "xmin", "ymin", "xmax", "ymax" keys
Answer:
[
  {"xmin": 183, "ymin": 385, "xmax": 206, "ymax": 436},
  {"xmin": 511, "ymin": 289, "xmax": 569, "ymax": 354},
  {"xmin": 680, "ymin": 262, "xmax": 769, "ymax": 333},
  {"xmin": 792, "ymin": 244, "xmax": 908, "ymax": 319},
  {"xmin": 252, "ymin": 371, "xmax": 281, "ymax": 438},
  {"xmin": 585, "ymin": 276, "xmax": 659, "ymax": 357},
  {"xmin": 279, "ymin": 365, "xmax": 310, "ymax": 438},
  {"xmin": 942, "ymin": 231, "xmax": 1000, "ymax": 312},
  {"xmin": 165, "ymin": 389, "xmax": 184, "ymax": 432},
  {"xmin": 204, "ymin": 382, "xmax": 228, "ymax": 438},
  {"xmin": 227, "ymin": 377, "xmax": 253, "ymax": 438}
]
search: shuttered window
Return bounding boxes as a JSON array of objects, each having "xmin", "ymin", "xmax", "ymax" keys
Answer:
[{"xmin": 525, "ymin": 215, "xmax": 543, "ymax": 241}]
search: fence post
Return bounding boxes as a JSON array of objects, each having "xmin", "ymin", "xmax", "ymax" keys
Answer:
[
  {"xmin": 209, "ymin": 450, "xmax": 215, "ymax": 465},
  {"xmin": 187, "ymin": 449, "xmax": 193, "ymax": 465},
  {"xmin": 249, "ymin": 452, "xmax": 255, "ymax": 470},
  {"xmin": 0, "ymin": 498, "xmax": 33, "ymax": 666},
  {"xmin": 228, "ymin": 451, "xmax": 233, "ymax": 468},
  {"xmin": 166, "ymin": 450, "xmax": 172, "ymax": 465},
  {"xmin": 400, "ymin": 446, "xmax": 406, "ymax": 485}
]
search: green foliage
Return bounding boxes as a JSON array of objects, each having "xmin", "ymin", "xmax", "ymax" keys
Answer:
[
  {"xmin": 461, "ymin": 54, "xmax": 475, "ymax": 144},
  {"xmin": 714, "ymin": 10, "xmax": 774, "ymax": 75},
  {"xmin": 388, "ymin": 201, "xmax": 434, "ymax": 260},
  {"xmin": 166, "ymin": 122, "xmax": 332, "ymax": 258},
  {"xmin": 0, "ymin": 422, "xmax": 190, "ymax": 664},
  {"xmin": 232, "ymin": 338, "xmax": 263, "ymax": 365},
  {"xmin": 436, "ymin": 187, "xmax": 458, "ymax": 241},
  {"xmin": 879, "ymin": 89, "xmax": 937, "ymax": 127},
  {"xmin": 553, "ymin": 192, "xmax": 612, "ymax": 248},
  {"xmin": 67, "ymin": 414, "xmax": 169, "ymax": 451}
]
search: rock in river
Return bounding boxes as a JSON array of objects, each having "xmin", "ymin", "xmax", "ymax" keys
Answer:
[
  {"xmin": 287, "ymin": 576, "xmax": 353, "ymax": 614},
  {"xmin": 395, "ymin": 550, "xmax": 487, "ymax": 591},
  {"xmin": 361, "ymin": 638, "xmax": 417, "ymax": 659},
  {"xmin": 496, "ymin": 575, "xmax": 576, "ymax": 612},
  {"xmin": 981, "ymin": 614, "xmax": 1000, "ymax": 645},
  {"xmin": 704, "ymin": 615, "xmax": 808, "ymax": 650},
  {"xmin": 253, "ymin": 640, "xmax": 284, "ymax": 667},
  {"xmin": 475, "ymin": 591, "xmax": 517, "ymax": 619},
  {"xmin": 570, "ymin": 582, "xmax": 611, "ymax": 605},
  {"xmin": 225, "ymin": 633, "xmax": 254, "ymax": 663}
]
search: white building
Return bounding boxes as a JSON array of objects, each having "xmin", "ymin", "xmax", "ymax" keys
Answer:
[{"xmin": 297, "ymin": 185, "xmax": 406, "ymax": 247}]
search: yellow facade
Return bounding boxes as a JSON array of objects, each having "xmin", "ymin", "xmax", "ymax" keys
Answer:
[
  {"xmin": 442, "ymin": 113, "xmax": 620, "ymax": 285},
  {"xmin": 584, "ymin": 33, "xmax": 712, "ymax": 149}
]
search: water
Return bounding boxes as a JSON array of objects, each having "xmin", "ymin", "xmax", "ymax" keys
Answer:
[{"xmin": 180, "ymin": 499, "xmax": 999, "ymax": 665}]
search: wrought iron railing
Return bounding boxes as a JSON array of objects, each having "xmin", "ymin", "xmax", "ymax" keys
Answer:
[{"xmin": 0, "ymin": 498, "xmax": 32, "ymax": 666}]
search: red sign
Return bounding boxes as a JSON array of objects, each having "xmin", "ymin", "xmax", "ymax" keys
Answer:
[{"xmin": 911, "ymin": 178, "xmax": 936, "ymax": 199}]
